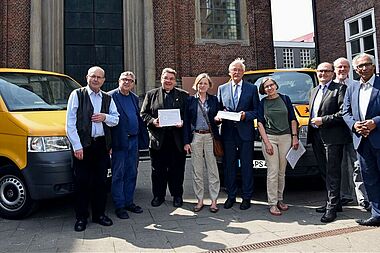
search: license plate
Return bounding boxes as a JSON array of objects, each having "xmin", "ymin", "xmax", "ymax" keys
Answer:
[{"xmin": 253, "ymin": 160, "xmax": 267, "ymax": 169}]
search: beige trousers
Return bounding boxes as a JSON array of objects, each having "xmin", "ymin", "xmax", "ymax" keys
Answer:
[
  {"xmin": 262, "ymin": 134, "xmax": 291, "ymax": 205},
  {"xmin": 191, "ymin": 133, "xmax": 220, "ymax": 201}
]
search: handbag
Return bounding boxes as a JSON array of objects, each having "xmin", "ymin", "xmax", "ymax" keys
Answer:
[{"xmin": 197, "ymin": 98, "xmax": 224, "ymax": 157}]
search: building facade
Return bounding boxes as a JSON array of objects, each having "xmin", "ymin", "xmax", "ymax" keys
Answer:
[
  {"xmin": 313, "ymin": 0, "xmax": 379, "ymax": 78},
  {"xmin": 274, "ymin": 41, "xmax": 315, "ymax": 69},
  {"xmin": 0, "ymin": 0, "xmax": 274, "ymax": 95}
]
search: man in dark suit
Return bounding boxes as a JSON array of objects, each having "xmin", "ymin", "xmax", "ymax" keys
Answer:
[
  {"xmin": 216, "ymin": 58, "xmax": 259, "ymax": 210},
  {"xmin": 307, "ymin": 62, "xmax": 351, "ymax": 223},
  {"xmin": 141, "ymin": 68, "xmax": 189, "ymax": 207},
  {"xmin": 108, "ymin": 71, "xmax": 148, "ymax": 219},
  {"xmin": 343, "ymin": 53, "xmax": 380, "ymax": 226}
]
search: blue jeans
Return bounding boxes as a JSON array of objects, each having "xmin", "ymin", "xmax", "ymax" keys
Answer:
[{"xmin": 111, "ymin": 136, "xmax": 138, "ymax": 209}]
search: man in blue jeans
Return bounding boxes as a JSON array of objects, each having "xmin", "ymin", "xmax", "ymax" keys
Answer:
[{"xmin": 109, "ymin": 71, "xmax": 147, "ymax": 219}]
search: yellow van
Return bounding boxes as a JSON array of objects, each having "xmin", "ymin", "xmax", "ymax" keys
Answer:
[
  {"xmin": 0, "ymin": 68, "xmax": 81, "ymax": 219},
  {"xmin": 243, "ymin": 68, "xmax": 319, "ymax": 176}
]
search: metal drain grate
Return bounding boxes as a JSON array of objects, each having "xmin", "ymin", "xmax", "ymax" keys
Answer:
[{"xmin": 206, "ymin": 225, "xmax": 377, "ymax": 253}]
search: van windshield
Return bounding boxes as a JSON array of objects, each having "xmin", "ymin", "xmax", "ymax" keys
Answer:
[
  {"xmin": 0, "ymin": 72, "xmax": 79, "ymax": 111},
  {"xmin": 243, "ymin": 71, "xmax": 317, "ymax": 104}
]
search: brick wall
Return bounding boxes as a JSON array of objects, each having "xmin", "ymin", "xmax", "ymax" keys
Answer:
[
  {"xmin": 0, "ymin": 0, "xmax": 30, "ymax": 68},
  {"xmin": 315, "ymin": 0, "xmax": 380, "ymax": 65},
  {"xmin": 152, "ymin": 0, "xmax": 274, "ymax": 80}
]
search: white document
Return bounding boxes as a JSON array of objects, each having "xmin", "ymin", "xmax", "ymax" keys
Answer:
[
  {"xmin": 158, "ymin": 109, "xmax": 181, "ymax": 127},
  {"xmin": 286, "ymin": 141, "xmax": 306, "ymax": 169},
  {"xmin": 216, "ymin": 111, "xmax": 241, "ymax": 121}
]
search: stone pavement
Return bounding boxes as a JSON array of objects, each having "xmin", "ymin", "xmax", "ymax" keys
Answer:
[{"xmin": 0, "ymin": 159, "xmax": 379, "ymax": 252}]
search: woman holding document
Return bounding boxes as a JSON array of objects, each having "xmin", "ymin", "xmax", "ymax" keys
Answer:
[
  {"xmin": 183, "ymin": 73, "xmax": 221, "ymax": 213},
  {"xmin": 257, "ymin": 77, "xmax": 299, "ymax": 216}
]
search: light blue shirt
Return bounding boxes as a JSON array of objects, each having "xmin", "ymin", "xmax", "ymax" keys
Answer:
[{"xmin": 66, "ymin": 85, "xmax": 119, "ymax": 151}]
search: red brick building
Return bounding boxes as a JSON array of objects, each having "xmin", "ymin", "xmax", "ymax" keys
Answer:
[
  {"xmin": 313, "ymin": 0, "xmax": 379, "ymax": 77},
  {"xmin": 0, "ymin": 0, "xmax": 274, "ymax": 95}
]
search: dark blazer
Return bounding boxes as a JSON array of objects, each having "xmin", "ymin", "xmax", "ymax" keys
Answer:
[
  {"xmin": 183, "ymin": 94, "xmax": 221, "ymax": 145},
  {"xmin": 307, "ymin": 81, "xmax": 351, "ymax": 145},
  {"xmin": 343, "ymin": 75, "xmax": 380, "ymax": 149},
  {"xmin": 140, "ymin": 87, "xmax": 189, "ymax": 151},
  {"xmin": 217, "ymin": 80, "xmax": 259, "ymax": 141},
  {"xmin": 108, "ymin": 88, "xmax": 149, "ymax": 150},
  {"xmin": 257, "ymin": 93, "xmax": 297, "ymax": 128}
]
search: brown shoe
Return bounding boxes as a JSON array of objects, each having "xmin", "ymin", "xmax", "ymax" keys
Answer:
[
  {"xmin": 269, "ymin": 205, "xmax": 282, "ymax": 216},
  {"xmin": 209, "ymin": 206, "xmax": 219, "ymax": 213},
  {"xmin": 277, "ymin": 201, "xmax": 289, "ymax": 211},
  {"xmin": 193, "ymin": 204, "xmax": 204, "ymax": 212}
]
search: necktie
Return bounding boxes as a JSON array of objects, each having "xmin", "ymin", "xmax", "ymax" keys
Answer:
[{"xmin": 233, "ymin": 84, "xmax": 240, "ymax": 109}]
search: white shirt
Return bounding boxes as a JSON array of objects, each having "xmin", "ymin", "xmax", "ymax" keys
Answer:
[
  {"xmin": 311, "ymin": 81, "xmax": 331, "ymax": 127},
  {"xmin": 333, "ymin": 77, "xmax": 358, "ymax": 87},
  {"xmin": 359, "ymin": 74, "xmax": 375, "ymax": 120},
  {"xmin": 66, "ymin": 85, "xmax": 119, "ymax": 151}
]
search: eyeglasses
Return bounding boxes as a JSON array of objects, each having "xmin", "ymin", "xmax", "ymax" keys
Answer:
[
  {"xmin": 88, "ymin": 75, "xmax": 105, "ymax": 80},
  {"xmin": 120, "ymin": 78, "xmax": 134, "ymax": 83},
  {"xmin": 356, "ymin": 62, "xmax": 373, "ymax": 69},
  {"xmin": 317, "ymin": 69, "xmax": 333, "ymax": 73},
  {"xmin": 264, "ymin": 83, "xmax": 276, "ymax": 90}
]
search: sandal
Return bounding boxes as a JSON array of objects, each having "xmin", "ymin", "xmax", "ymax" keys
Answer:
[
  {"xmin": 193, "ymin": 204, "xmax": 204, "ymax": 212},
  {"xmin": 277, "ymin": 201, "xmax": 289, "ymax": 211},
  {"xmin": 269, "ymin": 205, "xmax": 282, "ymax": 216},
  {"xmin": 209, "ymin": 206, "xmax": 219, "ymax": 213}
]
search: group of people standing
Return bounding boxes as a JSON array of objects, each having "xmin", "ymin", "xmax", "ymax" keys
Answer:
[{"xmin": 65, "ymin": 53, "xmax": 380, "ymax": 232}]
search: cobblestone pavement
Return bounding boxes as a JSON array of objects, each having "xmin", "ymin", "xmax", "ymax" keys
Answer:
[{"xmin": 0, "ymin": 159, "xmax": 379, "ymax": 252}]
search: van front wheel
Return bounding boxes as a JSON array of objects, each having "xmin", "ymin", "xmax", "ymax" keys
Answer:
[{"xmin": 0, "ymin": 168, "xmax": 36, "ymax": 219}]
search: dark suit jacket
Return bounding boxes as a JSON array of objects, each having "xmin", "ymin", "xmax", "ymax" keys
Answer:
[
  {"xmin": 140, "ymin": 87, "xmax": 189, "ymax": 151},
  {"xmin": 108, "ymin": 88, "xmax": 149, "ymax": 150},
  {"xmin": 183, "ymin": 94, "xmax": 221, "ymax": 145},
  {"xmin": 217, "ymin": 80, "xmax": 259, "ymax": 141},
  {"xmin": 343, "ymin": 75, "xmax": 380, "ymax": 149},
  {"xmin": 307, "ymin": 81, "xmax": 351, "ymax": 145}
]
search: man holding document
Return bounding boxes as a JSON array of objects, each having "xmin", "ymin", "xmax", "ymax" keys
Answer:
[
  {"xmin": 140, "ymin": 68, "xmax": 188, "ymax": 207},
  {"xmin": 216, "ymin": 58, "xmax": 259, "ymax": 210}
]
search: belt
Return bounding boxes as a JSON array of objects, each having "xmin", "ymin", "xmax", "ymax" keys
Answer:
[
  {"xmin": 92, "ymin": 136, "xmax": 105, "ymax": 142},
  {"xmin": 194, "ymin": 130, "xmax": 211, "ymax": 134}
]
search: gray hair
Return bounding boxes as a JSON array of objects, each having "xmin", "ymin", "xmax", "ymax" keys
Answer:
[
  {"xmin": 333, "ymin": 57, "xmax": 350, "ymax": 68},
  {"xmin": 352, "ymin": 53, "xmax": 375, "ymax": 68},
  {"xmin": 119, "ymin": 71, "xmax": 136, "ymax": 81},
  {"xmin": 229, "ymin": 58, "xmax": 246, "ymax": 72}
]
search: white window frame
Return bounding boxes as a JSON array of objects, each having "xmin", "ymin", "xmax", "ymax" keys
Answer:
[
  {"xmin": 300, "ymin": 49, "xmax": 311, "ymax": 68},
  {"xmin": 194, "ymin": 0, "xmax": 250, "ymax": 46},
  {"xmin": 345, "ymin": 8, "xmax": 378, "ymax": 78},
  {"xmin": 283, "ymin": 48, "xmax": 294, "ymax": 68}
]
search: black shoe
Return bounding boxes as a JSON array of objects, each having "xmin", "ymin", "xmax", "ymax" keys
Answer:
[
  {"xmin": 356, "ymin": 217, "xmax": 380, "ymax": 226},
  {"xmin": 173, "ymin": 197, "xmax": 183, "ymax": 207},
  {"xmin": 92, "ymin": 215, "xmax": 113, "ymax": 226},
  {"xmin": 125, "ymin": 204, "xmax": 143, "ymax": 214},
  {"xmin": 320, "ymin": 210, "xmax": 337, "ymax": 223},
  {"xmin": 240, "ymin": 199, "xmax": 251, "ymax": 210},
  {"xmin": 340, "ymin": 198, "xmax": 354, "ymax": 206},
  {"xmin": 224, "ymin": 198, "xmax": 236, "ymax": 209},
  {"xmin": 360, "ymin": 201, "xmax": 372, "ymax": 212},
  {"xmin": 74, "ymin": 219, "xmax": 87, "ymax": 232},
  {"xmin": 151, "ymin": 197, "xmax": 165, "ymax": 207},
  {"xmin": 115, "ymin": 208, "xmax": 129, "ymax": 219},
  {"xmin": 316, "ymin": 205, "xmax": 342, "ymax": 213}
]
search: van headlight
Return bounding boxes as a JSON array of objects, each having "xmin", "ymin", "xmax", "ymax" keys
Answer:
[{"xmin": 28, "ymin": 136, "xmax": 71, "ymax": 152}]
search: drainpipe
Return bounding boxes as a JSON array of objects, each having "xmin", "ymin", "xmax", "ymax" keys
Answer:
[{"xmin": 311, "ymin": 0, "xmax": 320, "ymax": 65}]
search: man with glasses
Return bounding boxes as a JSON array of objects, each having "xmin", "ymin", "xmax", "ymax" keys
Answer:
[
  {"xmin": 141, "ymin": 68, "xmax": 188, "ymax": 208},
  {"xmin": 343, "ymin": 53, "xmax": 380, "ymax": 226},
  {"xmin": 216, "ymin": 58, "xmax": 259, "ymax": 210},
  {"xmin": 66, "ymin": 66, "xmax": 119, "ymax": 231},
  {"xmin": 333, "ymin": 57, "xmax": 370, "ymax": 212},
  {"xmin": 307, "ymin": 62, "xmax": 351, "ymax": 223},
  {"xmin": 108, "ymin": 71, "xmax": 148, "ymax": 219}
]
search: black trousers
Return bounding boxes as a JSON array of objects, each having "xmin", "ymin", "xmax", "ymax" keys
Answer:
[
  {"xmin": 73, "ymin": 137, "xmax": 109, "ymax": 220},
  {"xmin": 311, "ymin": 129, "xmax": 344, "ymax": 210},
  {"xmin": 150, "ymin": 135, "xmax": 186, "ymax": 199}
]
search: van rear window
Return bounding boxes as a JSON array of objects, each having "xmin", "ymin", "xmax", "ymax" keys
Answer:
[{"xmin": 0, "ymin": 73, "xmax": 79, "ymax": 111}]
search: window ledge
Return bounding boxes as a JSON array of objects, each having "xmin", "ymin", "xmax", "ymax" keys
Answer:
[{"xmin": 195, "ymin": 38, "xmax": 250, "ymax": 46}]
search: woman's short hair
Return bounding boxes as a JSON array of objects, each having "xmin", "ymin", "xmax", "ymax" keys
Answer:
[
  {"xmin": 258, "ymin": 77, "xmax": 279, "ymax": 95},
  {"xmin": 192, "ymin": 73, "xmax": 213, "ymax": 90}
]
